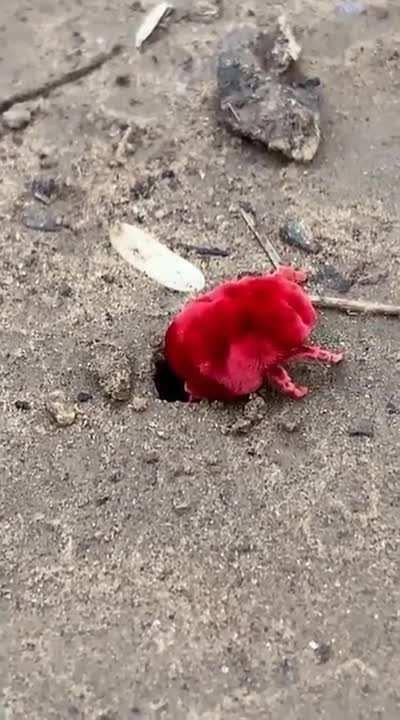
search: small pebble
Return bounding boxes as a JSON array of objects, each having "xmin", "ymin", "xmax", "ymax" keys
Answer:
[
  {"xmin": 40, "ymin": 156, "xmax": 58, "ymax": 170},
  {"xmin": 77, "ymin": 391, "xmax": 93, "ymax": 403},
  {"xmin": 278, "ymin": 657, "xmax": 298, "ymax": 685},
  {"xmin": 31, "ymin": 176, "xmax": 57, "ymax": 204},
  {"xmin": 348, "ymin": 420, "xmax": 374, "ymax": 438},
  {"xmin": 387, "ymin": 397, "xmax": 400, "ymax": 415},
  {"xmin": 278, "ymin": 418, "xmax": 300, "ymax": 433},
  {"xmin": 228, "ymin": 418, "xmax": 254, "ymax": 435},
  {"xmin": 59, "ymin": 283, "xmax": 73, "ymax": 298},
  {"xmin": 89, "ymin": 343, "xmax": 134, "ymax": 401},
  {"xmin": 115, "ymin": 74, "xmax": 131, "ymax": 87},
  {"xmin": 314, "ymin": 264, "xmax": 353, "ymax": 293},
  {"xmin": 132, "ymin": 396, "xmax": 148, "ymax": 412},
  {"xmin": 160, "ymin": 168, "xmax": 176, "ymax": 181},
  {"xmin": 173, "ymin": 501, "xmax": 191, "ymax": 516},
  {"xmin": 22, "ymin": 205, "xmax": 63, "ymax": 232},
  {"xmin": 280, "ymin": 219, "xmax": 320, "ymax": 255},
  {"xmin": 14, "ymin": 399, "xmax": 31, "ymax": 411},
  {"xmin": 239, "ymin": 200, "xmax": 256, "ymax": 217},
  {"xmin": 3, "ymin": 105, "xmax": 32, "ymax": 130},
  {"xmin": 38, "ymin": 145, "xmax": 58, "ymax": 169},
  {"xmin": 46, "ymin": 390, "xmax": 77, "ymax": 427},
  {"xmin": 131, "ymin": 175, "xmax": 155, "ymax": 200},
  {"xmin": 142, "ymin": 450, "xmax": 159, "ymax": 464},
  {"xmin": 314, "ymin": 642, "xmax": 333, "ymax": 664},
  {"xmin": 109, "ymin": 471, "xmax": 122, "ymax": 484}
]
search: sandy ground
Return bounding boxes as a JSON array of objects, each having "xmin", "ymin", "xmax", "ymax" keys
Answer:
[{"xmin": 1, "ymin": 0, "xmax": 400, "ymax": 718}]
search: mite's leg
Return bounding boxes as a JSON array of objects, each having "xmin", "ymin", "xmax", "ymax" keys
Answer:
[
  {"xmin": 291, "ymin": 345, "xmax": 344, "ymax": 365},
  {"xmin": 266, "ymin": 365, "xmax": 308, "ymax": 399}
]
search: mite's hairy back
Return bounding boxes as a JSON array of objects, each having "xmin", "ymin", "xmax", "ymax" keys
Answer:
[{"xmin": 165, "ymin": 273, "xmax": 317, "ymax": 380}]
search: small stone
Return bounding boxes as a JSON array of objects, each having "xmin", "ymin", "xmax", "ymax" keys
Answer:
[
  {"xmin": 278, "ymin": 657, "xmax": 298, "ymax": 685},
  {"xmin": 387, "ymin": 397, "xmax": 400, "ymax": 415},
  {"xmin": 100, "ymin": 273, "xmax": 116, "ymax": 285},
  {"xmin": 348, "ymin": 420, "xmax": 374, "ymax": 438},
  {"xmin": 131, "ymin": 175, "xmax": 155, "ymax": 200},
  {"xmin": 14, "ymin": 399, "xmax": 31, "ymax": 411},
  {"xmin": 132, "ymin": 396, "xmax": 148, "ymax": 412},
  {"xmin": 358, "ymin": 269, "xmax": 388, "ymax": 286},
  {"xmin": 59, "ymin": 283, "xmax": 73, "ymax": 298},
  {"xmin": 109, "ymin": 471, "xmax": 122, "ymax": 484},
  {"xmin": 3, "ymin": 105, "xmax": 32, "ymax": 130},
  {"xmin": 46, "ymin": 390, "xmax": 77, "ymax": 427},
  {"xmin": 160, "ymin": 168, "xmax": 176, "ymax": 181},
  {"xmin": 188, "ymin": 1, "xmax": 223, "ymax": 22},
  {"xmin": 278, "ymin": 417, "xmax": 299, "ymax": 433},
  {"xmin": 228, "ymin": 418, "xmax": 253, "ymax": 435},
  {"xmin": 314, "ymin": 264, "xmax": 353, "ymax": 294},
  {"xmin": 314, "ymin": 641, "xmax": 333, "ymax": 664},
  {"xmin": 88, "ymin": 343, "xmax": 134, "ymax": 401},
  {"xmin": 40, "ymin": 155, "xmax": 58, "ymax": 170},
  {"xmin": 280, "ymin": 219, "xmax": 320, "ymax": 254},
  {"xmin": 31, "ymin": 176, "xmax": 57, "ymax": 204},
  {"xmin": 95, "ymin": 495, "xmax": 110, "ymax": 507},
  {"xmin": 22, "ymin": 205, "xmax": 63, "ymax": 232},
  {"xmin": 38, "ymin": 145, "xmax": 58, "ymax": 169},
  {"xmin": 115, "ymin": 74, "xmax": 131, "ymax": 87},
  {"xmin": 239, "ymin": 200, "xmax": 256, "ymax": 216},
  {"xmin": 173, "ymin": 501, "xmax": 191, "ymax": 516},
  {"xmin": 77, "ymin": 391, "xmax": 93, "ymax": 403},
  {"xmin": 142, "ymin": 450, "xmax": 159, "ymax": 464},
  {"xmin": 227, "ymin": 396, "xmax": 266, "ymax": 435}
]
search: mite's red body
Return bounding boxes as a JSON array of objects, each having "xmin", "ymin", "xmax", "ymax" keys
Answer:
[{"xmin": 164, "ymin": 266, "xmax": 343, "ymax": 401}]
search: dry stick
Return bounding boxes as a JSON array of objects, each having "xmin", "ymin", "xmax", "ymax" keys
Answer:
[
  {"xmin": 310, "ymin": 295, "xmax": 400, "ymax": 316},
  {"xmin": 227, "ymin": 102, "xmax": 241, "ymax": 123},
  {"xmin": 240, "ymin": 210, "xmax": 400, "ymax": 317},
  {"xmin": 0, "ymin": 44, "xmax": 123, "ymax": 114},
  {"xmin": 240, "ymin": 208, "xmax": 281, "ymax": 269},
  {"xmin": 115, "ymin": 125, "xmax": 132, "ymax": 165}
]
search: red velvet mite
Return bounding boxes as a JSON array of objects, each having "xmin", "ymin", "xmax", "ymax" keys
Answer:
[{"xmin": 164, "ymin": 266, "xmax": 343, "ymax": 402}]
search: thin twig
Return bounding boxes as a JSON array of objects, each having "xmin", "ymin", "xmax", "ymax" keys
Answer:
[
  {"xmin": 310, "ymin": 295, "xmax": 400, "ymax": 316},
  {"xmin": 240, "ymin": 208, "xmax": 281, "ymax": 269},
  {"xmin": 115, "ymin": 125, "xmax": 132, "ymax": 165},
  {"xmin": 240, "ymin": 209, "xmax": 400, "ymax": 317},
  {"xmin": 0, "ymin": 45, "xmax": 122, "ymax": 114},
  {"xmin": 179, "ymin": 243, "xmax": 230, "ymax": 257},
  {"xmin": 227, "ymin": 102, "xmax": 240, "ymax": 122}
]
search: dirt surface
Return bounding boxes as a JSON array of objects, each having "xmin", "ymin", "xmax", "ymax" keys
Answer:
[{"xmin": 1, "ymin": 1, "xmax": 400, "ymax": 718}]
